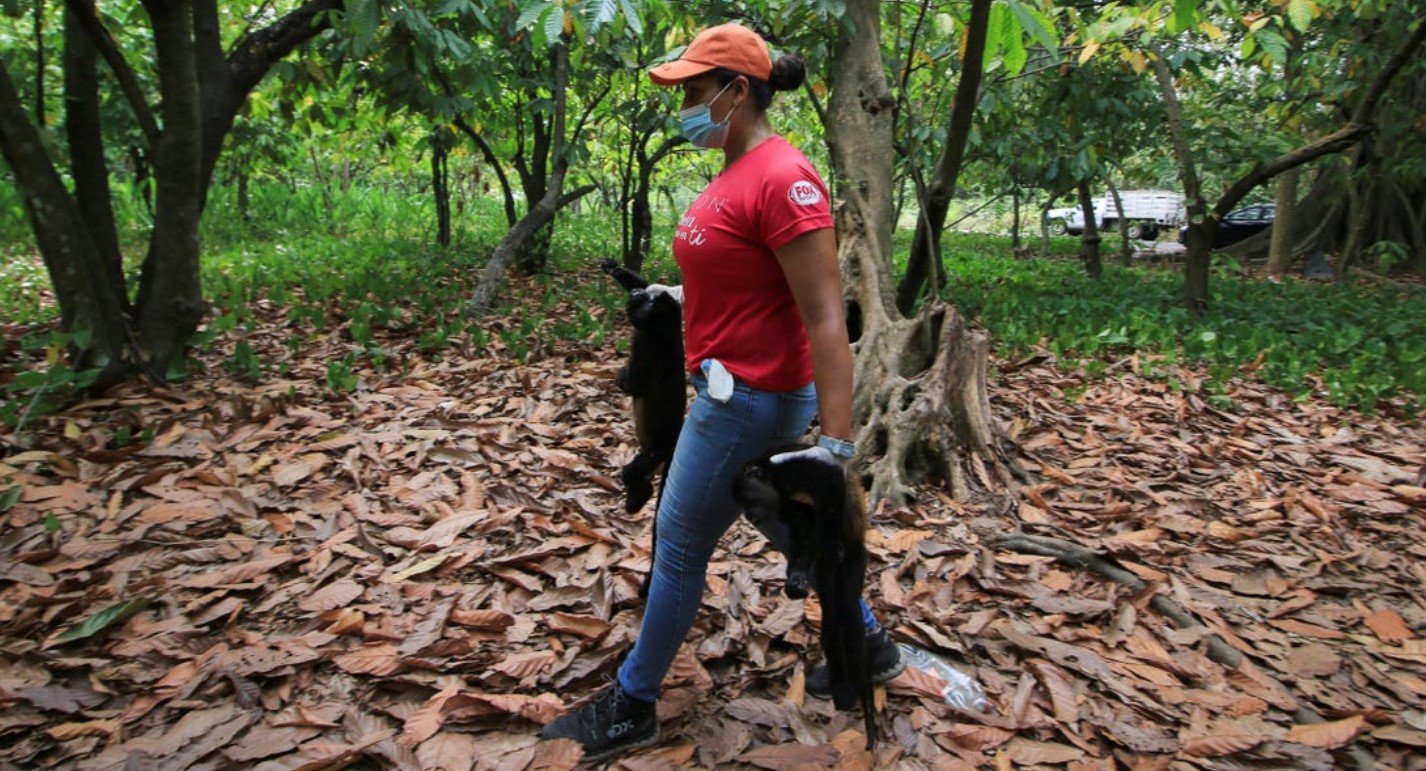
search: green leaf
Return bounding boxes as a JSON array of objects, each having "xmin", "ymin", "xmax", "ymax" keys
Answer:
[
  {"xmin": 1256, "ymin": 29, "xmax": 1289, "ymax": 66},
  {"xmin": 1004, "ymin": 0, "xmax": 1058, "ymax": 56},
  {"xmin": 982, "ymin": 2, "xmax": 1006, "ymax": 67},
  {"xmin": 1171, "ymin": 0, "xmax": 1198, "ymax": 35},
  {"xmin": 619, "ymin": 0, "xmax": 642, "ymax": 35},
  {"xmin": 1287, "ymin": 0, "xmax": 1312, "ymax": 33},
  {"xmin": 545, "ymin": 6, "xmax": 566, "ymax": 43},
  {"xmin": 1003, "ymin": 18, "xmax": 1027, "ymax": 75},
  {"xmin": 514, "ymin": 0, "xmax": 548, "ymax": 31},
  {"xmin": 49, "ymin": 597, "xmax": 152, "ymax": 646},
  {"xmin": 348, "ymin": 0, "xmax": 382, "ymax": 38},
  {"xmin": 584, "ymin": 0, "xmax": 617, "ymax": 27},
  {"xmin": 0, "ymin": 485, "xmax": 19, "ymax": 513}
]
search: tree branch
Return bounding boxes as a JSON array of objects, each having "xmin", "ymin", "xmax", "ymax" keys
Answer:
[
  {"xmin": 64, "ymin": 0, "xmax": 160, "ymax": 146},
  {"xmin": 1212, "ymin": 20, "xmax": 1425, "ymax": 220},
  {"xmin": 1350, "ymin": 19, "xmax": 1426, "ymax": 125},
  {"xmin": 1212, "ymin": 124, "xmax": 1365, "ymax": 220},
  {"xmin": 556, "ymin": 183, "xmax": 597, "ymax": 209},
  {"xmin": 452, "ymin": 115, "xmax": 518, "ymax": 227},
  {"xmin": 997, "ymin": 533, "xmax": 1244, "ymax": 667},
  {"xmin": 227, "ymin": 0, "xmax": 343, "ymax": 98}
]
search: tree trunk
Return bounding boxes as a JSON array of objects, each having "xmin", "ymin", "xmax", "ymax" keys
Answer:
[
  {"xmin": 1266, "ymin": 166, "xmax": 1299, "ymax": 276},
  {"xmin": 63, "ymin": 3, "xmax": 124, "ymax": 286},
  {"xmin": 895, "ymin": 0, "xmax": 991, "ymax": 315},
  {"xmin": 1386, "ymin": 178, "xmax": 1426, "ymax": 275},
  {"xmin": 827, "ymin": 0, "xmax": 1023, "ymax": 506},
  {"xmin": 0, "ymin": 0, "xmax": 339, "ymax": 382},
  {"xmin": 237, "ymin": 171, "xmax": 249, "ymax": 220},
  {"xmin": 1155, "ymin": 22, "xmax": 1424, "ymax": 308},
  {"xmin": 453, "ymin": 116, "xmax": 518, "ymax": 227},
  {"xmin": 130, "ymin": 0, "xmax": 205, "ymax": 376},
  {"xmin": 1339, "ymin": 139, "xmax": 1378, "ymax": 276},
  {"xmin": 1147, "ymin": 43, "xmax": 1212, "ymax": 312},
  {"xmin": 1076, "ymin": 181, "xmax": 1103, "ymax": 279},
  {"xmin": 0, "ymin": 59, "xmax": 131, "ymax": 366},
  {"xmin": 465, "ymin": 181, "xmax": 597, "ymax": 315},
  {"xmin": 1010, "ymin": 187, "xmax": 1021, "ymax": 249},
  {"xmin": 432, "ymin": 138, "xmax": 451, "ymax": 247},
  {"xmin": 1104, "ymin": 177, "xmax": 1131, "ymax": 266},
  {"xmin": 625, "ymin": 136, "xmax": 685, "ymax": 272},
  {"xmin": 467, "ymin": 40, "xmax": 597, "ymax": 312}
]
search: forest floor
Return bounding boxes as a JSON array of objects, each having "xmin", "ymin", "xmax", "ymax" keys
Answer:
[{"xmin": 1, "ymin": 277, "xmax": 1424, "ymax": 771}]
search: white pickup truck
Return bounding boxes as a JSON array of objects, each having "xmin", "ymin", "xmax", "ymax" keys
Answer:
[{"xmin": 1046, "ymin": 189, "xmax": 1186, "ymax": 240}]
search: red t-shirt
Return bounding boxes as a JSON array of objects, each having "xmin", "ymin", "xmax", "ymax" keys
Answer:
[{"xmin": 673, "ymin": 136, "xmax": 834, "ymax": 391}]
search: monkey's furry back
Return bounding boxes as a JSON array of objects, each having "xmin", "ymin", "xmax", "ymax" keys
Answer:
[{"xmin": 731, "ymin": 449, "xmax": 877, "ymax": 749}]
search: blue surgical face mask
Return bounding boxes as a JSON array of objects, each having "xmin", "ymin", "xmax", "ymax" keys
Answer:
[{"xmin": 679, "ymin": 81, "xmax": 735, "ymax": 149}]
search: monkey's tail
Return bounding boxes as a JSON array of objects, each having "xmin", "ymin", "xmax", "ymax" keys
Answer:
[
  {"xmin": 822, "ymin": 550, "xmax": 876, "ymax": 750},
  {"xmin": 850, "ymin": 548, "xmax": 877, "ymax": 751}
]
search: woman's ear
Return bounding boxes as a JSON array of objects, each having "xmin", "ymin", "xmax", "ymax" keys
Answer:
[{"xmin": 734, "ymin": 76, "xmax": 753, "ymax": 110}]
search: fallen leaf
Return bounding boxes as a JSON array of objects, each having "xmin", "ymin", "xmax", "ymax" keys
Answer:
[
  {"xmin": 297, "ymin": 579, "xmax": 364, "ymax": 613},
  {"xmin": 333, "ymin": 644, "xmax": 403, "ymax": 676},
  {"xmin": 1371, "ymin": 724, "xmax": 1426, "ymax": 747},
  {"xmin": 44, "ymin": 596, "xmax": 152, "ymax": 648},
  {"xmin": 1004, "ymin": 737, "xmax": 1084, "ymax": 764},
  {"xmin": 1287, "ymin": 715, "xmax": 1368, "ymax": 749},
  {"xmin": 736, "ymin": 743, "xmax": 840, "ymax": 769},
  {"xmin": 1364, "ymin": 608, "xmax": 1414, "ymax": 643},
  {"xmin": 415, "ymin": 730, "xmax": 478, "ymax": 771},
  {"xmin": 1181, "ymin": 732, "xmax": 1270, "ymax": 757}
]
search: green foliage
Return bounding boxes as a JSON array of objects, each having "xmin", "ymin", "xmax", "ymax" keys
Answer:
[
  {"xmin": 49, "ymin": 597, "xmax": 153, "ymax": 646},
  {"xmin": 325, "ymin": 353, "xmax": 360, "ymax": 394},
  {"xmin": 1366, "ymin": 240, "xmax": 1411, "ymax": 274},
  {"xmin": 1, "ymin": 330, "xmax": 102, "ymax": 432},
  {"xmin": 939, "ymin": 233, "xmax": 1426, "ymax": 414},
  {"xmin": 0, "ymin": 483, "xmax": 20, "ymax": 513},
  {"xmin": 191, "ymin": 179, "xmax": 661, "ymax": 380}
]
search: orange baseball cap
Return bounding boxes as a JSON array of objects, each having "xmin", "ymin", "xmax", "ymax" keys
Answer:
[{"xmin": 648, "ymin": 24, "xmax": 772, "ymax": 86}]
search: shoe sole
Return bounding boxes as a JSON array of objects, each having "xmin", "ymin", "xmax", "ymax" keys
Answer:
[{"xmin": 579, "ymin": 726, "xmax": 661, "ymax": 764}]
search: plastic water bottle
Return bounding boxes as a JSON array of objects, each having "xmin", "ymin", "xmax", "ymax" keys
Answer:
[{"xmin": 897, "ymin": 643, "xmax": 991, "ymax": 712}]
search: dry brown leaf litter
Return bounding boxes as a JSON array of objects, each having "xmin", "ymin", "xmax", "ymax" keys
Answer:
[{"xmin": 1, "ymin": 290, "xmax": 1424, "ymax": 771}]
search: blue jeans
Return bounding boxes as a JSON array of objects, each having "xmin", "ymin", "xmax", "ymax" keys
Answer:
[{"xmin": 616, "ymin": 366, "xmax": 880, "ymax": 702}]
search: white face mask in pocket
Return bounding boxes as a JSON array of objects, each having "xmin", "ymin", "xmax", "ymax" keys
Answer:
[{"xmin": 702, "ymin": 358, "xmax": 734, "ymax": 403}]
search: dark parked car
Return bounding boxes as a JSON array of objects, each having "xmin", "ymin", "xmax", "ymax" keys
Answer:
[{"xmin": 1179, "ymin": 203, "xmax": 1276, "ymax": 247}]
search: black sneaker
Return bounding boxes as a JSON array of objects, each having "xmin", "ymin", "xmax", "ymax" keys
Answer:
[
  {"xmin": 805, "ymin": 626, "xmax": 905, "ymax": 699},
  {"xmin": 540, "ymin": 681, "xmax": 659, "ymax": 761}
]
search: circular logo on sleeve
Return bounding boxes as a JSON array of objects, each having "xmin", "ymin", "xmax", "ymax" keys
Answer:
[{"xmin": 788, "ymin": 180, "xmax": 824, "ymax": 206}]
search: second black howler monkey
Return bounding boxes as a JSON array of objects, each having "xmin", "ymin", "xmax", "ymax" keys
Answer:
[{"xmin": 731, "ymin": 448, "xmax": 877, "ymax": 749}]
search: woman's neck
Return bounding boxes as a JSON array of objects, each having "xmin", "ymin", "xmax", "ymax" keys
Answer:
[{"xmin": 722, "ymin": 117, "xmax": 775, "ymax": 167}]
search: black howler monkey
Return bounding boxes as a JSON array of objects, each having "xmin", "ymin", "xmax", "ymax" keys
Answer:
[
  {"xmin": 600, "ymin": 259, "xmax": 686, "ymax": 595},
  {"xmin": 731, "ymin": 449, "xmax": 877, "ymax": 749},
  {"xmin": 599, "ymin": 259, "xmax": 685, "ymax": 512}
]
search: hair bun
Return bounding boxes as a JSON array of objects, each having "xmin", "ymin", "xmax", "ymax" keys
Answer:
[{"xmin": 767, "ymin": 55, "xmax": 806, "ymax": 92}]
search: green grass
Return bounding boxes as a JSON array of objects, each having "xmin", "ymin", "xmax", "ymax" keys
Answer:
[
  {"xmin": 3, "ymin": 184, "xmax": 1422, "ymax": 428},
  {"xmin": 938, "ymin": 233, "xmax": 1426, "ymax": 414}
]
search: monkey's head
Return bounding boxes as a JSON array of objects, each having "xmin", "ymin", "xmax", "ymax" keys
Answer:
[
  {"xmin": 627, "ymin": 287, "xmax": 682, "ymax": 330},
  {"xmin": 732, "ymin": 453, "xmax": 826, "ymax": 599}
]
